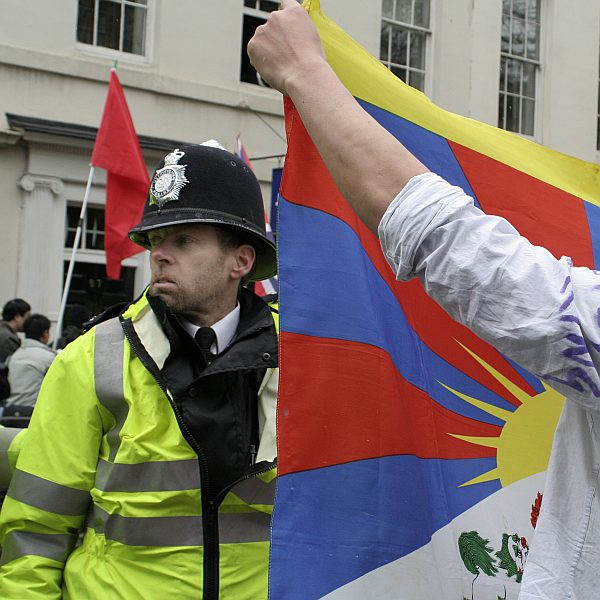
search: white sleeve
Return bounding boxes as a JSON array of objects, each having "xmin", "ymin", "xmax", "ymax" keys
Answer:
[{"xmin": 378, "ymin": 172, "xmax": 600, "ymax": 410}]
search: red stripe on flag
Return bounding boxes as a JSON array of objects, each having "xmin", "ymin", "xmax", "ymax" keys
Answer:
[
  {"xmin": 278, "ymin": 332, "xmax": 500, "ymax": 476},
  {"xmin": 449, "ymin": 141, "xmax": 595, "ymax": 267}
]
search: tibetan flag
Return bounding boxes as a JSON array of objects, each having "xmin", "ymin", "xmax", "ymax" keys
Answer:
[
  {"xmin": 235, "ymin": 134, "xmax": 279, "ymax": 297},
  {"xmin": 271, "ymin": 1, "xmax": 600, "ymax": 599},
  {"xmin": 91, "ymin": 68, "xmax": 149, "ymax": 279}
]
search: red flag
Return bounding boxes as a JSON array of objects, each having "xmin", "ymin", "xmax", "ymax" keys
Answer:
[{"xmin": 91, "ymin": 69, "xmax": 149, "ymax": 279}]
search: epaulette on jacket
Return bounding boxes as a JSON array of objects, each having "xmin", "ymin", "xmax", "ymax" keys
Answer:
[{"xmin": 83, "ymin": 302, "xmax": 129, "ymax": 332}]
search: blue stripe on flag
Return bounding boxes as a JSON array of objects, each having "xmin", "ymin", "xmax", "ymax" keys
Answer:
[
  {"xmin": 280, "ymin": 196, "xmax": 517, "ymax": 425},
  {"xmin": 270, "ymin": 454, "xmax": 500, "ymax": 599}
]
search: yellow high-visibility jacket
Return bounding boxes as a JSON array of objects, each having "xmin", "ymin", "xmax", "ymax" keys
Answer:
[{"xmin": 0, "ymin": 290, "xmax": 278, "ymax": 599}]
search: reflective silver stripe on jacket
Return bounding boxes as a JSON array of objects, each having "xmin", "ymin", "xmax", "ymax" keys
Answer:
[
  {"xmin": 94, "ymin": 459, "xmax": 275, "ymax": 503},
  {"xmin": 231, "ymin": 474, "xmax": 276, "ymax": 506},
  {"xmin": 8, "ymin": 469, "xmax": 90, "ymax": 516},
  {"xmin": 87, "ymin": 505, "xmax": 271, "ymax": 546},
  {"xmin": 94, "ymin": 318, "xmax": 128, "ymax": 462},
  {"xmin": 0, "ymin": 530, "xmax": 77, "ymax": 566},
  {"xmin": 95, "ymin": 458, "xmax": 200, "ymax": 492}
]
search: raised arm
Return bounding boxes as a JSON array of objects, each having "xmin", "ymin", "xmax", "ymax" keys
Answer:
[{"xmin": 247, "ymin": 0, "xmax": 428, "ymax": 232}]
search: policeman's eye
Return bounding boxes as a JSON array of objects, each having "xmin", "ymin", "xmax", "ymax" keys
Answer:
[
  {"xmin": 174, "ymin": 235, "xmax": 193, "ymax": 248},
  {"xmin": 148, "ymin": 235, "xmax": 162, "ymax": 249}
]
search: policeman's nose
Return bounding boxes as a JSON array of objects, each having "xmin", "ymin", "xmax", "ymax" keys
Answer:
[{"xmin": 150, "ymin": 241, "xmax": 174, "ymax": 264}]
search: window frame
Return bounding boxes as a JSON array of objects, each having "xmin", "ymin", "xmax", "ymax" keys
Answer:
[
  {"xmin": 64, "ymin": 203, "xmax": 107, "ymax": 252},
  {"xmin": 379, "ymin": 0, "xmax": 432, "ymax": 93},
  {"xmin": 498, "ymin": 0, "xmax": 542, "ymax": 138},
  {"xmin": 75, "ymin": 0, "xmax": 153, "ymax": 64}
]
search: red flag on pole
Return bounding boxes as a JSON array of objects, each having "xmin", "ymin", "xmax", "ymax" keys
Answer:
[{"xmin": 91, "ymin": 68, "xmax": 149, "ymax": 279}]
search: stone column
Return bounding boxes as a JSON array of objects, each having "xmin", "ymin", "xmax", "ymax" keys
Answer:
[{"xmin": 17, "ymin": 174, "xmax": 65, "ymax": 323}]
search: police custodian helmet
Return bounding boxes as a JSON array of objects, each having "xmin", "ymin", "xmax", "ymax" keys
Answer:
[{"xmin": 129, "ymin": 143, "xmax": 277, "ymax": 281}]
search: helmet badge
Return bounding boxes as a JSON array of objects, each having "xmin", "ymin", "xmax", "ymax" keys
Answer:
[{"xmin": 149, "ymin": 148, "xmax": 189, "ymax": 210}]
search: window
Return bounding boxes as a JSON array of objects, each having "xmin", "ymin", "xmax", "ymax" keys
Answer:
[
  {"xmin": 64, "ymin": 204, "xmax": 135, "ymax": 314},
  {"xmin": 499, "ymin": 0, "xmax": 541, "ymax": 136},
  {"xmin": 65, "ymin": 205, "xmax": 105, "ymax": 250},
  {"xmin": 380, "ymin": 0, "xmax": 431, "ymax": 91},
  {"xmin": 241, "ymin": 1, "xmax": 280, "ymax": 85},
  {"xmin": 77, "ymin": 0, "xmax": 148, "ymax": 56}
]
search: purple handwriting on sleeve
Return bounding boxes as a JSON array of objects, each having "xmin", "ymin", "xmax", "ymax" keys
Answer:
[
  {"xmin": 546, "ymin": 368, "xmax": 600, "ymax": 397},
  {"xmin": 550, "ymin": 273, "xmax": 600, "ymax": 397}
]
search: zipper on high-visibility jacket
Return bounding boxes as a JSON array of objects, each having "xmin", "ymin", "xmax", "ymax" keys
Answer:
[{"xmin": 121, "ymin": 319, "xmax": 220, "ymax": 600}]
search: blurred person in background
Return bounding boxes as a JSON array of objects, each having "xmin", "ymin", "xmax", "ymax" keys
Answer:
[
  {"xmin": 4, "ymin": 314, "xmax": 55, "ymax": 427},
  {"xmin": 0, "ymin": 299, "xmax": 31, "ymax": 363}
]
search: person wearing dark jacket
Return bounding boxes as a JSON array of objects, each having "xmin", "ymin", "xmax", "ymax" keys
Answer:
[
  {"xmin": 0, "ymin": 143, "xmax": 278, "ymax": 599},
  {"xmin": 0, "ymin": 299, "xmax": 31, "ymax": 364}
]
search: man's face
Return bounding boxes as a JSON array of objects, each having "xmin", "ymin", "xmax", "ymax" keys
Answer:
[
  {"xmin": 148, "ymin": 224, "xmax": 249, "ymax": 323},
  {"xmin": 14, "ymin": 311, "xmax": 30, "ymax": 333}
]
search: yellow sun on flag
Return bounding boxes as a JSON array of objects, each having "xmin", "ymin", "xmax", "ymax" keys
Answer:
[{"xmin": 441, "ymin": 341, "xmax": 564, "ymax": 488}]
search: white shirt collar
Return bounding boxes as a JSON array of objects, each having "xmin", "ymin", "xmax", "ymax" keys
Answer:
[{"xmin": 178, "ymin": 303, "xmax": 240, "ymax": 355}]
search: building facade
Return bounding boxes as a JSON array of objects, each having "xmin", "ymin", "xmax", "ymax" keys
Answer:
[{"xmin": 1, "ymin": 0, "xmax": 599, "ymax": 328}]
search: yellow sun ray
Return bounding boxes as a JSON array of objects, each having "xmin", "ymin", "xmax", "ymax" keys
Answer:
[
  {"xmin": 450, "ymin": 435, "xmax": 500, "ymax": 449},
  {"xmin": 438, "ymin": 382, "xmax": 513, "ymax": 423},
  {"xmin": 455, "ymin": 339, "xmax": 533, "ymax": 405},
  {"xmin": 441, "ymin": 341, "xmax": 565, "ymax": 488},
  {"xmin": 458, "ymin": 468, "xmax": 502, "ymax": 487}
]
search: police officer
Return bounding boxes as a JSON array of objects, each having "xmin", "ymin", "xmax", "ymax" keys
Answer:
[{"xmin": 0, "ymin": 144, "xmax": 279, "ymax": 600}]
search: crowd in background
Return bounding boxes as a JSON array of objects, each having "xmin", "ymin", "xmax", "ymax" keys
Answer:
[{"xmin": 0, "ymin": 298, "xmax": 89, "ymax": 427}]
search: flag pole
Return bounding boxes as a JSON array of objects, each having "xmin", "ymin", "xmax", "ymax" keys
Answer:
[{"xmin": 52, "ymin": 165, "xmax": 95, "ymax": 350}]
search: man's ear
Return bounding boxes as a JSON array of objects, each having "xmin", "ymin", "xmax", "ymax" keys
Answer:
[{"xmin": 231, "ymin": 244, "xmax": 256, "ymax": 281}]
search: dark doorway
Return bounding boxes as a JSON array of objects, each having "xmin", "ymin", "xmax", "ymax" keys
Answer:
[{"xmin": 62, "ymin": 261, "xmax": 136, "ymax": 319}]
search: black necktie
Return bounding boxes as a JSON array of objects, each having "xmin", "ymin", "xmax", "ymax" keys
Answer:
[{"xmin": 195, "ymin": 327, "xmax": 216, "ymax": 364}]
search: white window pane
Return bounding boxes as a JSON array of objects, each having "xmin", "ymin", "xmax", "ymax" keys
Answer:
[
  {"xmin": 527, "ymin": 0, "xmax": 540, "ymax": 22},
  {"xmin": 513, "ymin": 0, "xmax": 526, "ymax": 19},
  {"xmin": 391, "ymin": 27, "xmax": 408, "ymax": 65},
  {"xmin": 501, "ymin": 14, "xmax": 510, "ymax": 53},
  {"xmin": 521, "ymin": 98, "xmax": 534, "ymax": 135},
  {"xmin": 506, "ymin": 95, "xmax": 520, "ymax": 132},
  {"xmin": 123, "ymin": 4, "xmax": 146, "ymax": 54},
  {"xmin": 409, "ymin": 70, "xmax": 424, "ymax": 91},
  {"xmin": 380, "ymin": 23, "xmax": 390, "ymax": 61},
  {"xmin": 522, "ymin": 62, "xmax": 535, "ymax": 98},
  {"xmin": 77, "ymin": 0, "xmax": 95, "ymax": 44},
  {"xmin": 395, "ymin": 0, "xmax": 412, "ymax": 24},
  {"xmin": 382, "ymin": 0, "xmax": 394, "ymax": 19},
  {"xmin": 414, "ymin": 0, "xmax": 430, "ymax": 28},
  {"xmin": 506, "ymin": 60, "xmax": 521, "ymax": 94},
  {"xmin": 511, "ymin": 18, "xmax": 525, "ymax": 57},
  {"xmin": 97, "ymin": 0, "xmax": 121, "ymax": 50},
  {"xmin": 409, "ymin": 31, "xmax": 426, "ymax": 70},
  {"xmin": 526, "ymin": 22, "xmax": 540, "ymax": 60}
]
